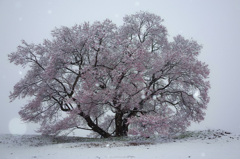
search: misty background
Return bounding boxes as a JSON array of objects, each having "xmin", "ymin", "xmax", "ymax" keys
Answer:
[{"xmin": 1, "ymin": 0, "xmax": 240, "ymax": 136}]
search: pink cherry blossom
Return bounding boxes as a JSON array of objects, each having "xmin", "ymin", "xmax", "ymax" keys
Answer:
[{"xmin": 9, "ymin": 11, "xmax": 210, "ymax": 138}]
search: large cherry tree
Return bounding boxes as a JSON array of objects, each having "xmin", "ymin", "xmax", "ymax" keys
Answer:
[{"xmin": 9, "ymin": 11, "xmax": 210, "ymax": 138}]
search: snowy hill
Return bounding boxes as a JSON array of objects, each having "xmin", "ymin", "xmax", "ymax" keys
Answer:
[{"xmin": 0, "ymin": 129, "xmax": 239, "ymax": 159}]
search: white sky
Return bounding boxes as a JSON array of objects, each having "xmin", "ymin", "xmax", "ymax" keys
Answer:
[{"xmin": 1, "ymin": 0, "xmax": 240, "ymax": 135}]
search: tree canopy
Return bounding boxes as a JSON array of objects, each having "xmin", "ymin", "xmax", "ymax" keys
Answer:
[{"xmin": 9, "ymin": 11, "xmax": 210, "ymax": 138}]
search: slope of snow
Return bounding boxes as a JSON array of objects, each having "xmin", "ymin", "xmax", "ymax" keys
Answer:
[{"xmin": 0, "ymin": 129, "xmax": 239, "ymax": 159}]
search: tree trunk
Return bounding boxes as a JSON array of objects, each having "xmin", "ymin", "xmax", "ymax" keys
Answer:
[
  {"xmin": 115, "ymin": 112, "xmax": 123, "ymax": 136},
  {"xmin": 122, "ymin": 118, "xmax": 128, "ymax": 136},
  {"xmin": 115, "ymin": 112, "xmax": 128, "ymax": 136}
]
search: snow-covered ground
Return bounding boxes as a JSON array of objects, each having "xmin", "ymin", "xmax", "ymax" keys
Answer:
[{"xmin": 0, "ymin": 129, "xmax": 239, "ymax": 159}]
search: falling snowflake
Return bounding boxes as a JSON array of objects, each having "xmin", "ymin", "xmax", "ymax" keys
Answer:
[
  {"xmin": 48, "ymin": 10, "xmax": 52, "ymax": 14},
  {"xmin": 153, "ymin": 95, "xmax": 157, "ymax": 100},
  {"xmin": 15, "ymin": 2, "xmax": 22, "ymax": 9},
  {"xmin": 201, "ymin": 153, "xmax": 206, "ymax": 157},
  {"xmin": 135, "ymin": 1, "xmax": 140, "ymax": 6},
  {"xmin": 95, "ymin": 83, "xmax": 99, "ymax": 87}
]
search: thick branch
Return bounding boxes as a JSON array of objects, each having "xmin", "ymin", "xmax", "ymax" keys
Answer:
[{"xmin": 78, "ymin": 111, "xmax": 111, "ymax": 138}]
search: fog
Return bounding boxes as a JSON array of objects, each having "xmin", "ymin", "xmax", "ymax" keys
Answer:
[{"xmin": 1, "ymin": 0, "xmax": 240, "ymax": 136}]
